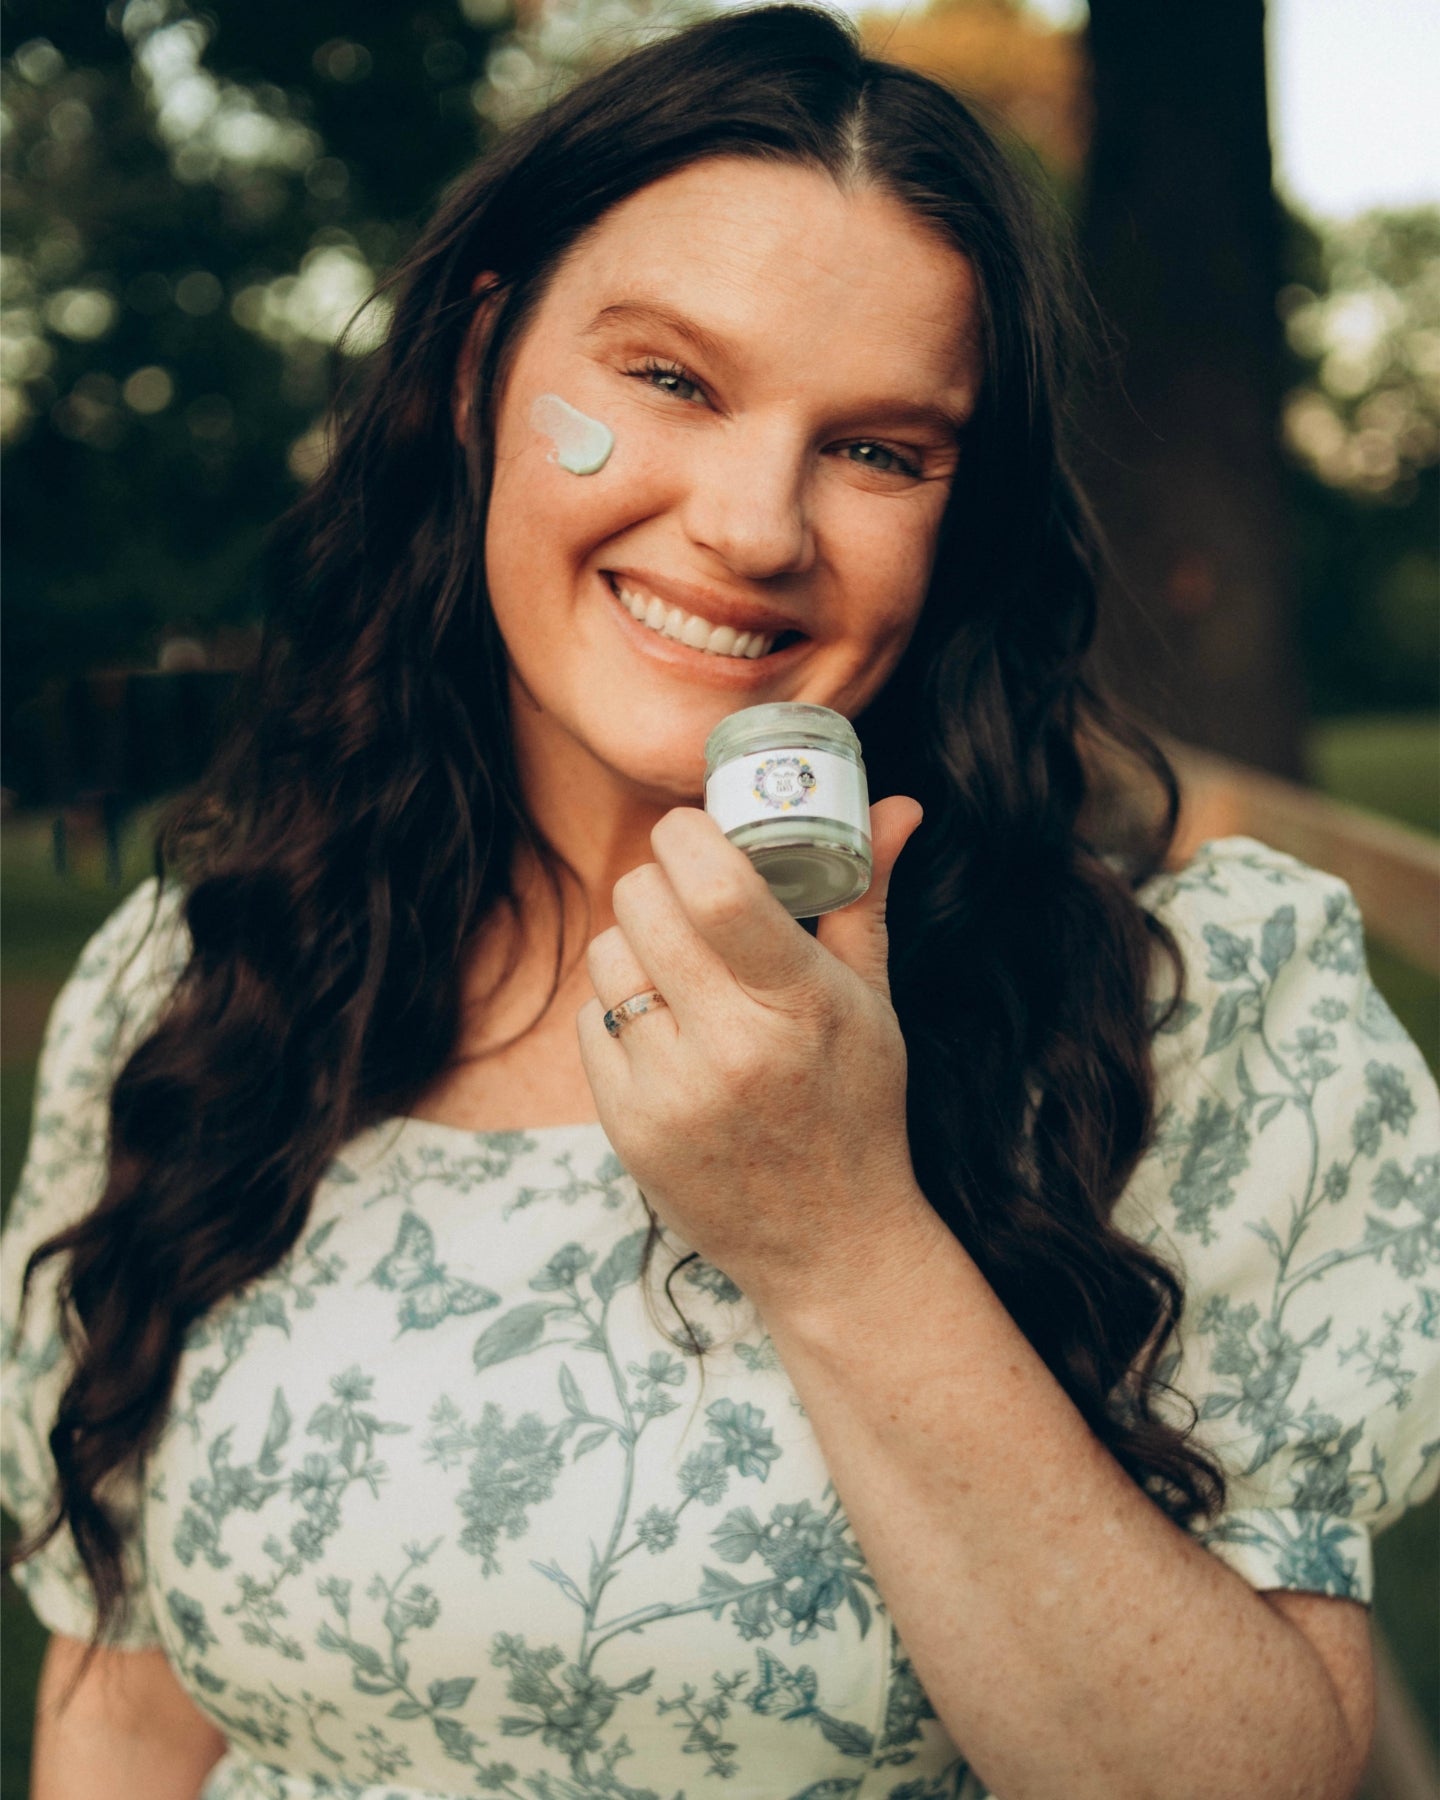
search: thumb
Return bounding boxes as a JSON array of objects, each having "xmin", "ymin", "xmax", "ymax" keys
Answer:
[{"xmin": 814, "ymin": 795, "xmax": 923, "ymax": 1000}]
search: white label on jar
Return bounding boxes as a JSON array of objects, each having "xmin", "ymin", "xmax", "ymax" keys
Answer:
[{"xmin": 705, "ymin": 746, "xmax": 871, "ymax": 837}]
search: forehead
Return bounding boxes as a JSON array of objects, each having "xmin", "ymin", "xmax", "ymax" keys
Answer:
[{"xmin": 546, "ymin": 157, "xmax": 982, "ymax": 403}]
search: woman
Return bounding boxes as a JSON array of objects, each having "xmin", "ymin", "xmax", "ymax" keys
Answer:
[{"xmin": 5, "ymin": 7, "xmax": 1436, "ymax": 1797}]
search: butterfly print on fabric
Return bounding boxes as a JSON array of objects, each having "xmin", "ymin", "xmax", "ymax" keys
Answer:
[{"xmin": 364, "ymin": 1211, "xmax": 501, "ymax": 1335}]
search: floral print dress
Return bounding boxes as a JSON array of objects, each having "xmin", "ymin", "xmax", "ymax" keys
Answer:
[{"xmin": 3, "ymin": 835, "xmax": 1438, "ymax": 1800}]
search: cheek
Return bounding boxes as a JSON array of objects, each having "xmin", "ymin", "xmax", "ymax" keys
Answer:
[
  {"xmin": 837, "ymin": 515, "xmax": 938, "ymax": 636},
  {"xmin": 481, "ymin": 411, "xmax": 646, "ymax": 650},
  {"xmin": 486, "ymin": 431, "xmax": 616, "ymax": 576},
  {"xmin": 858, "ymin": 606, "xmax": 926, "ymax": 690},
  {"xmin": 489, "ymin": 384, "xmax": 681, "ymax": 533}
]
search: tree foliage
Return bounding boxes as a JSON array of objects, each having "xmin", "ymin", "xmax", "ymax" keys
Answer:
[
  {"xmin": 1280, "ymin": 206, "xmax": 1440, "ymax": 716},
  {"xmin": 0, "ymin": 0, "xmax": 513, "ymax": 770}
]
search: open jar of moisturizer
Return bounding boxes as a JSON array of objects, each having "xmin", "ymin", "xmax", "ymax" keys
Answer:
[{"xmin": 704, "ymin": 703, "xmax": 872, "ymax": 918}]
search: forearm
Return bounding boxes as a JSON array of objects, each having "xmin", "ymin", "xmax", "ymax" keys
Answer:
[
  {"xmin": 33, "ymin": 1635, "xmax": 228, "ymax": 1800},
  {"xmin": 758, "ymin": 1194, "xmax": 1365, "ymax": 1800}
]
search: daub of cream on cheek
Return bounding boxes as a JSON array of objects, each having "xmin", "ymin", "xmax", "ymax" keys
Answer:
[{"xmin": 528, "ymin": 392, "xmax": 615, "ymax": 474}]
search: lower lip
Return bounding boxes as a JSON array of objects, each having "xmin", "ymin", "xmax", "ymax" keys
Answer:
[{"xmin": 598, "ymin": 572, "xmax": 809, "ymax": 687}]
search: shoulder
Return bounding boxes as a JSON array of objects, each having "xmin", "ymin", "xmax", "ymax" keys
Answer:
[
  {"xmin": 1124, "ymin": 831, "xmax": 1432, "ymax": 1254},
  {"xmin": 1116, "ymin": 835, "xmax": 1440, "ymax": 1576},
  {"xmin": 1138, "ymin": 832, "xmax": 1371, "ymax": 999},
  {"xmin": 1133, "ymin": 833, "xmax": 1408, "ymax": 1108},
  {"xmin": 5, "ymin": 877, "xmax": 191, "ymax": 1248},
  {"xmin": 37, "ymin": 874, "xmax": 189, "ymax": 1063},
  {"xmin": 0, "ymin": 878, "xmax": 188, "ymax": 1650},
  {"xmin": 46, "ymin": 873, "xmax": 191, "ymax": 1031}
]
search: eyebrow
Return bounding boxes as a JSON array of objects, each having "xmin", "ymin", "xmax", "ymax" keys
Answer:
[
  {"xmin": 583, "ymin": 299, "xmax": 732, "ymax": 367},
  {"xmin": 581, "ymin": 297, "xmax": 974, "ymax": 441}
]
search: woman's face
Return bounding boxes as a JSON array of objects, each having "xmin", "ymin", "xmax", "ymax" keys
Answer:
[{"xmin": 482, "ymin": 155, "xmax": 982, "ymax": 807}]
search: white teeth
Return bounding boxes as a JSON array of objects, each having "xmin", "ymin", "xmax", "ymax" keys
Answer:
[{"xmin": 611, "ymin": 578, "xmax": 780, "ymax": 660}]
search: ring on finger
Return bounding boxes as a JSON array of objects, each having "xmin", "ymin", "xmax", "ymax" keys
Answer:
[{"xmin": 603, "ymin": 989, "xmax": 669, "ymax": 1039}]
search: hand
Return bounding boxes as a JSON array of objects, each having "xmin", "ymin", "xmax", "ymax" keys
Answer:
[{"xmin": 576, "ymin": 797, "xmax": 940, "ymax": 1314}]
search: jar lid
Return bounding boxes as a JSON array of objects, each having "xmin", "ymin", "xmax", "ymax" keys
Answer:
[{"xmin": 704, "ymin": 703, "xmax": 862, "ymax": 774}]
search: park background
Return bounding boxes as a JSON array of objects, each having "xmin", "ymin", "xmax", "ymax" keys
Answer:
[{"xmin": 0, "ymin": 0, "xmax": 1436, "ymax": 1793}]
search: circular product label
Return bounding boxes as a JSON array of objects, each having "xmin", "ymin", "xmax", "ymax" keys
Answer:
[
  {"xmin": 705, "ymin": 746, "xmax": 870, "ymax": 837},
  {"xmin": 751, "ymin": 754, "xmax": 818, "ymax": 811}
]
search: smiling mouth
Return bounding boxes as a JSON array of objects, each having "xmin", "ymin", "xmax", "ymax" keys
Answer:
[{"xmin": 602, "ymin": 572, "xmax": 806, "ymax": 660}]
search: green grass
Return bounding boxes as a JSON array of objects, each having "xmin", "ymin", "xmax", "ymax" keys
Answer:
[
  {"xmin": 1307, "ymin": 711, "xmax": 1439, "ymax": 837},
  {"xmin": 1, "ymin": 731, "xmax": 1437, "ymax": 1789},
  {"xmin": 1372, "ymin": 1496, "xmax": 1440, "ymax": 1751},
  {"xmin": 0, "ymin": 804, "xmax": 169, "ymax": 983},
  {"xmin": 0, "ymin": 1515, "xmax": 43, "ymax": 1800},
  {"xmin": 0, "ymin": 1066, "xmax": 36, "ymax": 1258}
]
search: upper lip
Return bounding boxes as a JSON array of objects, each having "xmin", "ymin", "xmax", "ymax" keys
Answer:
[{"xmin": 603, "ymin": 567, "xmax": 807, "ymax": 639}]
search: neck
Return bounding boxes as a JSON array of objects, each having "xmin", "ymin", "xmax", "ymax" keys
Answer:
[
  {"xmin": 505, "ymin": 694, "xmax": 701, "ymax": 966},
  {"xmin": 441, "ymin": 693, "xmax": 697, "ymax": 1091}
]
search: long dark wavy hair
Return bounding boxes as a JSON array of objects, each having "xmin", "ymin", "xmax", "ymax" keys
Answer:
[{"xmin": 13, "ymin": 1, "xmax": 1226, "ymax": 1649}]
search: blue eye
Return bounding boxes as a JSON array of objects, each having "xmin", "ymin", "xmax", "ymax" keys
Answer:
[
  {"xmin": 626, "ymin": 358, "xmax": 921, "ymax": 478},
  {"xmin": 845, "ymin": 442, "xmax": 921, "ymax": 479},
  {"xmin": 628, "ymin": 358, "xmax": 704, "ymax": 402}
]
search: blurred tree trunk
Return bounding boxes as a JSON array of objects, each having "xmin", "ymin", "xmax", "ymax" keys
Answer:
[{"xmin": 1079, "ymin": 0, "xmax": 1305, "ymax": 776}]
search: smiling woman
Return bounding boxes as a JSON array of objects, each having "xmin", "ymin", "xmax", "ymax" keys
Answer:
[
  {"xmin": 476, "ymin": 156, "xmax": 979, "ymax": 811},
  {"xmin": 2, "ymin": 7, "xmax": 1436, "ymax": 1800}
]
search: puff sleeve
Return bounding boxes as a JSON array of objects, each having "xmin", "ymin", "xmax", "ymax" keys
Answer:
[
  {"xmin": 1, "ymin": 875, "xmax": 191, "ymax": 1646},
  {"xmin": 1112, "ymin": 835, "xmax": 1440, "ymax": 1603}
]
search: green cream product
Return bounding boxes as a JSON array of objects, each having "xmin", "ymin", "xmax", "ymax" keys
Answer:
[{"xmin": 704, "ymin": 703, "xmax": 872, "ymax": 918}]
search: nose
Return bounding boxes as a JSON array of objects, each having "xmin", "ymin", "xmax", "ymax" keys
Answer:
[{"xmin": 678, "ymin": 422, "xmax": 817, "ymax": 580}]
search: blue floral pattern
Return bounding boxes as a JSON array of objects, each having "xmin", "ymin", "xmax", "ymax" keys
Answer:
[{"xmin": 4, "ymin": 836, "xmax": 1438, "ymax": 1800}]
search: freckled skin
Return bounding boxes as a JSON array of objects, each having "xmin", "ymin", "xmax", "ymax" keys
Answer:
[{"xmin": 479, "ymin": 156, "xmax": 983, "ymax": 849}]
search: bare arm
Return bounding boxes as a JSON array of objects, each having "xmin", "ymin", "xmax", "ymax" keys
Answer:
[
  {"xmin": 575, "ymin": 806, "xmax": 1393, "ymax": 1798},
  {"xmin": 32, "ymin": 1633, "xmax": 228, "ymax": 1800},
  {"xmin": 761, "ymin": 1203, "xmax": 1376, "ymax": 1800}
]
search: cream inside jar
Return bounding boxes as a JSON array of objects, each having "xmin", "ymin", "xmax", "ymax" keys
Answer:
[{"xmin": 704, "ymin": 703, "xmax": 872, "ymax": 918}]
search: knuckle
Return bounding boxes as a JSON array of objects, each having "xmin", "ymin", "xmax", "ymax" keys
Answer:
[
  {"xmin": 691, "ymin": 873, "xmax": 750, "ymax": 930},
  {"xmin": 586, "ymin": 922, "xmax": 624, "ymax": 961},
  {"xmin": 649, "ymin": 807, "xmax": 689, "ymax": 853},
  {"xmin": 612, "ymin": 863, "xmax": 657, "ymax": 911},
  {"xmin": 710, "ymin": 1031, "xmax": 761, "ymax": 1091},
  {"xmin": 585, "ymin": 925, "xmax": 626, "ymax": 981}
]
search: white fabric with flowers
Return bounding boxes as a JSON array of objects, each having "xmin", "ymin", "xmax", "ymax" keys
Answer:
[{"xmin": 3, "ymin": 835, "xmax": 1438, "ymax": 1800}]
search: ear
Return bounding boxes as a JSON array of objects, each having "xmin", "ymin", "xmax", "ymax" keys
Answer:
[{"xmin": 452, "ymin": 270, "xmax": 506, "ymax": 445}]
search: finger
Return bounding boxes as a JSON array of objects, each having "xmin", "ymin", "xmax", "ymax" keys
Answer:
[
  {"xmin": 814, "ymin": 797, "xmax": 923, "ymax": 1000},
  {"xmin": 576, "ymin": 993, "xmax": 631, "ymax": 1117},
  {"xmin": 647, "ymin": 807, "xmax": 819, "ymax": 998},
  {"xmin": 585, "ymin": 921, "xmax": 656, "ymax": 1010},
  {"xmin": 606, "ymin": 858, "xmax": 739, "ymax": 1036},
  {"xmin": 585, "ymin": 923, "xmax": 678, "ymax": 1045}
]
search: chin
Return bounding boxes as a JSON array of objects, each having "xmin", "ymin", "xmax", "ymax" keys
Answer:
[{"xmin": 616, "ymin": 748, "xmax": 709, "ymax": 808}]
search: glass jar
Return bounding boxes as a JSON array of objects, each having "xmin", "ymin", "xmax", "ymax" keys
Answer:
[{"xmin": 703, "ymin": 703, "xmax": 872, "ymax": 918}]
